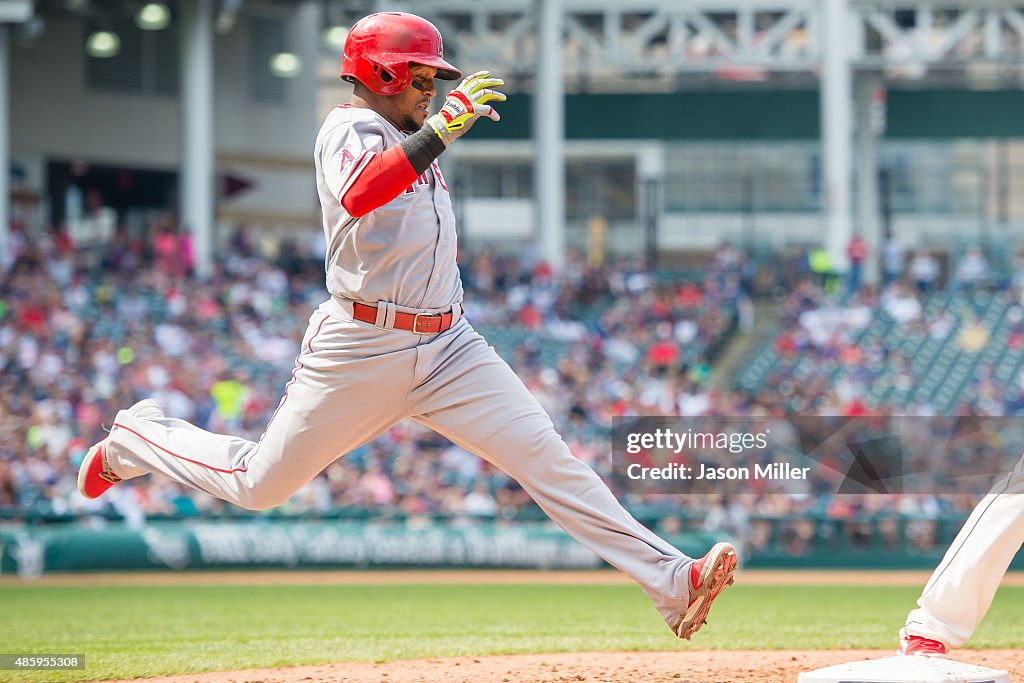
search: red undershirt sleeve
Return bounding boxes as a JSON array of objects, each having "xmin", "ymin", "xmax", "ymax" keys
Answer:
[{"xmin": 341, "ymin": 144, "xmax": 419, "ymax": 217}]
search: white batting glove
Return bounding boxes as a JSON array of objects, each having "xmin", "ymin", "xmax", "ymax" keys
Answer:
[{"xmin": 426, "ymin": 71, "xmax": 506, "ymax": 146}]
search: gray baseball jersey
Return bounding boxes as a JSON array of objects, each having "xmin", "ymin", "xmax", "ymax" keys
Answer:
[
  {"xmin": 315, "ymin": 105, "xmax": 461, "ymax": 310},
  {"xmin": 99, "ymin": 102, "xmax": 699, "ymax": 636}
]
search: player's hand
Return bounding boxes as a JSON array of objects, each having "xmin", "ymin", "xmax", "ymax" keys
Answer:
[{"xmin": 425, "ymin": 71, "xmax": 506, "ymax": 146}]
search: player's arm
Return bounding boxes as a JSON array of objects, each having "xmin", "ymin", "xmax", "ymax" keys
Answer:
[
  {"xmin": 340, "ymin": 71, "xmax": 505, "ymax": 217},
  {"xmin": 340, "ymin": 131, "xmax": 445, "ymax": 217}
]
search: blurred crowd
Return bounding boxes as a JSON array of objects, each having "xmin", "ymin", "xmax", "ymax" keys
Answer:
[
  {"xmin": 758, "ymin": 247, "xmax": 1024, "ymax": 417},
  {"xmin": 0, "ymin": 224, "xmax": 749, "ymax": 523},
  {"xmin": 1, "ymin": 222, "xmax": 1014, "ymax": 561}
]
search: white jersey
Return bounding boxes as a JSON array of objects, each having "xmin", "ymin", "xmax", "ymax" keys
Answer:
[{"xmin": 314, "ymin": 105, "xmax": 462, "ymax": 310}]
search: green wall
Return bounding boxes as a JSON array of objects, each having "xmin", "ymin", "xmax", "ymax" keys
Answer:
[{"xmin": 477, "ymin": 88, "xmax": 1024, "ymax": 140}]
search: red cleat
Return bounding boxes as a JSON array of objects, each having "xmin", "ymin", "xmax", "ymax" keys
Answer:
[
  {"xmin": 674, "ymin": 542, "xmax": 738, "ymax": 640},
  {"xmin": 77, "ymin": 399, "xmax": 163, "ymax": 499},
  {"xmin": 899, "ymin": 632, "xmax": 949, "ymax": 658},
  {"xmin": 77, "ymin": 443, "xmax": 122, "ymax": 499}
]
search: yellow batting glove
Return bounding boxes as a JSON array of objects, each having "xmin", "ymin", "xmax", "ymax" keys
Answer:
[{"xmin": 426, "ymin": 70, "xmax": 506, "ymax": 145}]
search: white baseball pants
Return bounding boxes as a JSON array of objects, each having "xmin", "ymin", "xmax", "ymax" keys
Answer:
[
  {"xmin": 904, "ymin": 453, "xmax": 1024, "ymax": 648},
  {"xmin": 105, "ymin": 297, "xmax": 694, "ymax": 624}
]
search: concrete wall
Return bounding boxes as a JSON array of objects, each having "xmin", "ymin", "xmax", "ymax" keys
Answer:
[
  {"xmin": 11, "ymin": 16, "xmax": 181, "ymax": 168},
  {"xmin": 10, "ymin": 2, "xmax": 319, "ymax": 235},
  {"xmin": 461, "ymin": 198, "xmax": 1024, "ymax": 259}
]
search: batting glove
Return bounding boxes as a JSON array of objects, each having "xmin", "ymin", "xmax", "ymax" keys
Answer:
[{"xmin": 426, "ymin": 70, "xmax": 506, "ymax": 146}]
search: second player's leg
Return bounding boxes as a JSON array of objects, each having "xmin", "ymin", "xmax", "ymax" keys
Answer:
[
  {"xmin": 905, "ymin": 453, "xmax": 1024, "ymax": 648},
  {"xmin": 410, "ymin": 322, "xmax": 694, "ymax": 625},
  {"xmin": 104, "ymin": 305, "xmax": 417, "ymax": 510}
]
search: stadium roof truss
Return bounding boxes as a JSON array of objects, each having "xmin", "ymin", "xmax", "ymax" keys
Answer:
[
  {"xmin": 395, "ymin": 0, "xmax": 1024, "ymax": 88},
  {"xmin": 382, "ymin": 0, "xmax": 1024, "ymax": 271}
]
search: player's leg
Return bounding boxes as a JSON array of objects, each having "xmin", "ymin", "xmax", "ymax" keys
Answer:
[
  {"xmin": 84, "ymin": 304, "xmax": 416, "ymax": 510},
  {"xmin": 409, "ymin": 321, "xmax": 736, "ymax": 637},
  {"xmin": 903, "ymin": 453, "xmax": 1024, "ymax": 651}
]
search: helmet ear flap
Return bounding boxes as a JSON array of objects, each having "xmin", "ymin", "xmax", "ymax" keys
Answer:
[
  {"xmin": 373, "ymin": 63, "xmax": 394, "ymax": 84},
  {"xmin": 366, "ymin": 58, "xmax": 410, "ymax": 94}
]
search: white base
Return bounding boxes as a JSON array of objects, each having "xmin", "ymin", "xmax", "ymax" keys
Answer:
[{"xmin": 798, "ymin": 655, "xmax": 1010, "ymax": 683}]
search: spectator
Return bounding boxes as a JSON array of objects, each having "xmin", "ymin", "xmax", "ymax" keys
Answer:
[
  {"xmin": 927, "ymin": 307, "xmax": 957, "ymax": 340},
  {"xmin": 179, "ymin": 230, "xmax": 195, "ymax": 276},
  {"xmin": 881, "ymin": 283, "xmax": 922, "ymax": 325},
  {"xmin": 909, "ymin": 250, "xmax": 940, "ymax": 293},
  {"xmin": 846, "ymin": 235, "xmax": 868, "ymax": 294},
  {"xmin": 953, "ymin": 246, "xmax": 990, "ymax": 292},
  {"xmin": 808, "ymin": 248, "xmax": 835, "ymax": 291},
  {"xmin": 883, "ymin": 235, "xmax": 906, "ymax": 285},
  {"xmin": 463, "ymin": 483, "xmax": 498, "ymax": 517},
  {"xmin": 153, "ymin": 225, "xmax": 181, "ymax": 277},
  {"xmin": 957, "ymin": 315, "xmax": 990, "ymax": 353}
]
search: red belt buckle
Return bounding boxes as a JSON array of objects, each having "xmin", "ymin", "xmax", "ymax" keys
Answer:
[{"xmin": 412, "ymin": 313, "xmax": 438, "ymax": 334}]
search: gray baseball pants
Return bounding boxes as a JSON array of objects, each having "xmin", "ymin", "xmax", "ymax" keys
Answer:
[{"xmin": 105, "ymin": 296, "xmax": 693, "ymax": 624}]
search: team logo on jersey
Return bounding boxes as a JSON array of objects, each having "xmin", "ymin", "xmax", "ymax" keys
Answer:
[{"xmin": 339, "ymin": 146, "xmax": 356, "ymax": 174}]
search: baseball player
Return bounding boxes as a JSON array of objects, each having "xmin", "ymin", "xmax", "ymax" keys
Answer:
[
  {"xmin": 899, "ymin": 453, "xmax": 1024, "ymax": 656},
  {"xmin": 76, "ymin": 12, "xmax": 736, "ymax": 640}
]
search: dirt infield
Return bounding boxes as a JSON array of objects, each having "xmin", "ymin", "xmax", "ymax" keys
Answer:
[{"xmin": 103, "ymin": 650, "xmax": 1024, "ymax": 683}]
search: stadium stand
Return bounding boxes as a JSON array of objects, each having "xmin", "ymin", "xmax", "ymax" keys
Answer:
[
  {"xmin": 1, "ymin": 222, "xmax": 1012, "ymax": 562},
  {"xmin": 0, "ymin": 223, "xmax": 746, "ymax": 520}
]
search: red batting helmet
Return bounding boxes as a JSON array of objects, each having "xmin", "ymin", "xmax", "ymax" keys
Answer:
[{"xmin": 340, "ymin": 12, "xmax": 461, "ymax": 96}]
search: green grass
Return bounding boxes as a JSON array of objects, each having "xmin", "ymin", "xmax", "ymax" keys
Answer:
[{"xmin": 1, "ymin": 582, "xmax": 1023, "ymax": 682}]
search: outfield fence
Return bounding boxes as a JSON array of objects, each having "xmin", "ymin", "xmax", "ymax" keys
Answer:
[{"xmin": 2, "ymin": 512, "xmax": 1018, "ymax": 575}]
